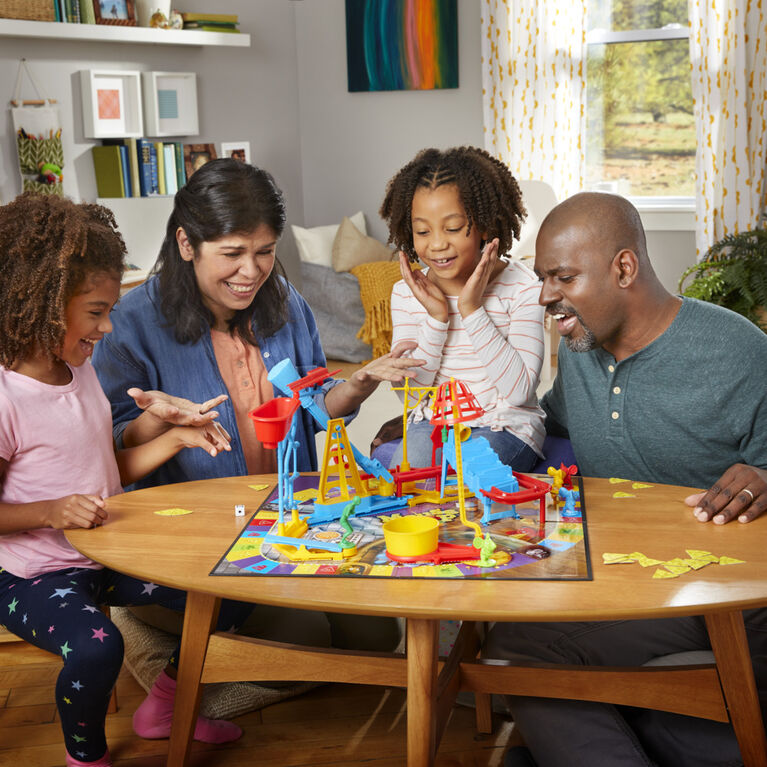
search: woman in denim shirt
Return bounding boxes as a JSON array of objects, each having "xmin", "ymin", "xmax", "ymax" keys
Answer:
[
  {"xmin": 93, "ymin": 159, "xmax": 423, "ymax": 658},
  {"xmin": 93, "ymin": 158, "xmax": 421, "ymax": 491}
]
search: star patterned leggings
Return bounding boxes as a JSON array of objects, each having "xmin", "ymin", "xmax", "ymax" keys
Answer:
[{"xmin": 0, "ymin": 566, "xmax": 252, "ymax": 763}]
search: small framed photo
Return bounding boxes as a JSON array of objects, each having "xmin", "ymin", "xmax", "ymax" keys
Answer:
[
  {"xmin": 142, "ymin": 72, "xmax": 199, "ymax": 137},
  {"xmin": 80, "ymin": 69, "xmax": 143, "ymax": 139},
  {"xmin": 93, "ymin": 0, "xmax": 137, "ymax": 25},
  {"xmin": 220, "ymin": 142, "xmax": 251, "ymax": 164},
  {"xmin": 184, "ymin": 143, "xmax": 217, "ymax": 178}
]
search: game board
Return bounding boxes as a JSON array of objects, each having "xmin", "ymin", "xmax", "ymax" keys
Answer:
[{"xmin": 210, "ymin": 473, "xmax": 591, "ymax": 580}]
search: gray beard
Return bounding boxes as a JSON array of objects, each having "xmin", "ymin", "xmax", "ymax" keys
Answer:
[{"xmin": 563, "ymin": 323, "xmax": 597, "ymax": 353}]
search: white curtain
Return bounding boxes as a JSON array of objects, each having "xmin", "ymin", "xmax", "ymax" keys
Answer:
[
  {"xmin": 480, "ymin": 0, "xmax": 587, "ymax": 200},
  {"xmin": 689, "ymin": 0, "xmax": 767, "ymax": 257}
]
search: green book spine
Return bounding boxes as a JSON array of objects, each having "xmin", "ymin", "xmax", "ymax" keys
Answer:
[
  {"xmin": 91, "ymin": 145, "xmax": 125, "ymax": 198},
  {"xmin": 173, "ymin": 142, "xmax": 186, "ymax": 188}
]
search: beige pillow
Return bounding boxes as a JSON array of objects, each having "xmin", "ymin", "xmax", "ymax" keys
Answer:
[
  {"xmin": 332, "ymin": 216, "xmax": 395, "ymax": 272},
  {"xmin": 291, "ymin": 210, "xmax": 366, "ymax": 268}
]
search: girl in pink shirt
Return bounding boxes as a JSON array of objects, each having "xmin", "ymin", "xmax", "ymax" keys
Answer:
[{"xmin": 0, "ymin": 194, "xmax": 247, "ymax": 767}]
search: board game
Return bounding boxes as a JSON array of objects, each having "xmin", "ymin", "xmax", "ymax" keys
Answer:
[
  {"xmin": 211, "ymin": 473, "xmax": 591, "ymax": 580},
  {"xmin": 209, "ymin": 359, "xmax": 592, "ymax": 581}
]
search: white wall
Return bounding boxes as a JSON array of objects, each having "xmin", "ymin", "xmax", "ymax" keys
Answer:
[
  {"xmin": 0, "ymin": 1, "xmax": 698, "ymax": 291},
  {"xmin": 294, "ymin": 0, "xmax": 484, "ymax": 245}
]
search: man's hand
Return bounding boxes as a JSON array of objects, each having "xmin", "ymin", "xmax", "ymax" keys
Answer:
[
  {"xmin": 686, "ymin": 464, "xmax": 767, "ymax": 524},
  {"xmin": 370, "ymin": 415, "xmax": 404, "ymax": 456}
]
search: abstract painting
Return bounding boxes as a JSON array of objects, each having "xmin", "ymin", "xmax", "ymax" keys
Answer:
[{"xmin": 345, "ymin": 0, "xmax": 458, "ymax": 92}]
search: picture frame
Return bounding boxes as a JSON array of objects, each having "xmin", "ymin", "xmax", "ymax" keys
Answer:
[
  {"xmin": 220, "ymin": 142, "xmax": 251, "ymax": 164},
  {"xmin": 183, "ymin": 143, "xmax": 217, "ymax": 178},
  {"xmin": 141, "ymin": 72, "xmax": 199, "ymax": 137},
  {"xmin": 93, "ymin": 0, "xmax": 137, "ymax": 26},
  {"xmin": 80, "ymin": 69, "xmax": 143, "ymax": 139}
]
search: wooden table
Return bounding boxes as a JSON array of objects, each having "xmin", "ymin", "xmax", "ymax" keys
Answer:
[{"xmin": 67, "ymin": 475, "xmax": 767, "ymax": 767}]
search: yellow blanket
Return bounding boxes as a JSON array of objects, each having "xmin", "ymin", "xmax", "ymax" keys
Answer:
[{"xmin": 350, "ymin": 260, "xmax": 404, "ymax": 361}]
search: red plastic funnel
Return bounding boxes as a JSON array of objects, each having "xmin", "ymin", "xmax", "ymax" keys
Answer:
[{"xmin": 248, "ymin": 397, "xmax": 300, "ymax": 449}]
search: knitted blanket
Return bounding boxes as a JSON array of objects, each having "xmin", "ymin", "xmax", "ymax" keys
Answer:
[{"xmin": 351, "ymin": 260, "xmax": 409, "ymax": 360}]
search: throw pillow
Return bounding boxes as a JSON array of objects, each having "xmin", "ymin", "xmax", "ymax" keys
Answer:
[
  {"xmin": 299, "ymin": 261, "xmax": 372, "ymax": 363},
  {"xmin": 292, "ymin": 210, "xmax": 366, "ymax": 268},
  {"xmin": 332, "ymin": 216, "xmax": 395, "ymax": 272}
]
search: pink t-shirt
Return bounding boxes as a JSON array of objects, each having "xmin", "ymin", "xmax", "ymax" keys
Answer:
[{"xmin": 0, "ymin": 362, "xmax": 123, "ymax": 578}]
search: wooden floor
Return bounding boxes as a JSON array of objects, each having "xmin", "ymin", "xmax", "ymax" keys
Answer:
[{"xmin": 0, "ymin": 641, "xmax": 521, "ymax": 767}]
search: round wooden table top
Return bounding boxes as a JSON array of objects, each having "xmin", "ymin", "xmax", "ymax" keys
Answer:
[{"xmin": 66, "ymin": 474, "xmax": 767, "ymax": 623}]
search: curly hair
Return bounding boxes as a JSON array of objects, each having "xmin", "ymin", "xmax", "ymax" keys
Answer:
[
  {"xmin": 0, "ymin": 193, "xmax": 126, "ymax": 369},
  {"xmin": 153, "ymin": 158, "xmax": 289, "ymax": 345},
  {"xmin": 379, "ymin": 146, "xmax": 527, "ymax": 262}
]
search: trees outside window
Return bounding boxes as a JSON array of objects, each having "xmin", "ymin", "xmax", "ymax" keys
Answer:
[{"xmin": 585, "ymin": 0, "xmax": 695, "ymax": 199}]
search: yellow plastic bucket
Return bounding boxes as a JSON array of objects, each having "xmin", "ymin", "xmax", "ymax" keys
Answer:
[{"xmin": 383, "ymin": 516, "xmax": 439, "ymax": 557}]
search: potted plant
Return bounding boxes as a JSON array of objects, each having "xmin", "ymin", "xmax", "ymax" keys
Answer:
[{"xmin": 678, "ymin": 220, "xmax": 767, "ymax": 332}]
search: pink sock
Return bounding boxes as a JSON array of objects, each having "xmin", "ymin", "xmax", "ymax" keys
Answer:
[
  {"xmin": 132, "ymin": 670, "xmax": 242, "ymax": 744},
  {"xmin": 65, "ymin": 751, "xmax": 111, "ymax": 767}
]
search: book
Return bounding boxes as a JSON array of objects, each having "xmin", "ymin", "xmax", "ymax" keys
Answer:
[
  {"xmin": 136, "ymin": 139, "xmax": 154, "ymax": 196},
  {"xmin": 181, "ymin": 12, "xmax": 238, "ymax": 22},
  {"xmin": 173, "ymin": 142, "xmax": 186, "ymax": 189},
  {"xmin": 80, "ymin": 0, "xmax": 95, "ymax": 24},
  {"xmin": 125, "ymin": 138, "xmax": 140, "ymax": 198},
  {"xmin": 163, "ymin": 143, "xmax": 178, "ymax": 195},
  {"xmin": 154, "ymin": 141, "xmax": 166, "ymax": 195},
  {"xmin": 91, "ymin": 146, "xmax": 125, "ymax": 198},
  {"xmin": 148, "ymin": 143, "xmax": 159, "ymax": 195},
  {"xmin": 118, "ymin": 144, "xmax": 131, "ymax": 197},
  {"xmin": 183, "ymin": 23, "xmax": 240, "ymax": 33}
]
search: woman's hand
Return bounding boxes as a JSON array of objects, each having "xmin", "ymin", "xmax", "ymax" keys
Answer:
[
  {"xmin": 458, "ymin": 238, "xmax": 500, "ymax": 318},
  {"xmin": 324, "ymin": 342, "xmax": 426, "ymax": 418},
  {"xmin": 47, "ymin": 494, "xmax": 108, "ymax": 529},
  {"xmin": 128, "ymin": 388, "xmax": 229, "ymax": 428},
  {"xmin": 399, "ymin": 251, "xmax": 449, "ymax": 323},
  {"xmin": 350, "ymin": 341, "xmax": 426, "ymax": 390},
  {"xmin": 125, "ymin": 388, "xmax": 231, "ymax": 447}
]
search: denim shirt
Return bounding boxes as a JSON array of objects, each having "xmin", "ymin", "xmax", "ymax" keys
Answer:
[{"xmin": 93, "ymin": 276, "xmax": 350, "ymax": 490}]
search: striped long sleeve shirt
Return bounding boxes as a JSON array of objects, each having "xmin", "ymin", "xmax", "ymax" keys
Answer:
[{"xmin": 390, "ymin": 259, "xmax": 546, "ymax": 456}]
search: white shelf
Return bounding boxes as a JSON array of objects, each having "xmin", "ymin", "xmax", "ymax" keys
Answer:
[{"xmin": 0, "ymin": 18, "xmax": 250, "ymax": 47}]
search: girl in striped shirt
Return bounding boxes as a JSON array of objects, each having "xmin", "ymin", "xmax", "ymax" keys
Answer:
[{"xmin": 379, "ymin": 146, "xmax": 545, "ymax": 470}]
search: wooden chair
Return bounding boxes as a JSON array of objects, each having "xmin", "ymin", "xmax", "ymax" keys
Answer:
[{"xmin": 461, "ymin": 615, "xmax": 767, "ymax": 767}]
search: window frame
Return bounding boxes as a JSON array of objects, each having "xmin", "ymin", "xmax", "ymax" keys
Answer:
[{"xmin": 585, "ymin": 21, "xmax": 694, "ymax": 220}]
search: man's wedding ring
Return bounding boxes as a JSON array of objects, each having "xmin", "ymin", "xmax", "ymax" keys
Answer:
[{"xmin": 743, "ymin": 487, "xmax": 756, "ymax": 503}]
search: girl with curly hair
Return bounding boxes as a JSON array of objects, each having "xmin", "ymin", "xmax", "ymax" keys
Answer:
[
  {"xmin": 0, "ymin": 193, "xmax": 248, "ymax": 767},
  {"xmin": 379, "ymin": 146, "xmax": 546, "ymax": 470}
]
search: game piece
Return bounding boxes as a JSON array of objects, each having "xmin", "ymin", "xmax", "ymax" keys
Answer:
[{"xmin": 234, "ymin": 504, "xmax": 245, "ymax": 517}]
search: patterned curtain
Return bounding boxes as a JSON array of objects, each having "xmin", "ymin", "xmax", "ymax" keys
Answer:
[
  {"xmin": 480, "ymin": 0, "xmax": 587, "ymax": 200},
  {"xmin": 689, "ymin": 0, "xmax": 767, "ymax": 257}
]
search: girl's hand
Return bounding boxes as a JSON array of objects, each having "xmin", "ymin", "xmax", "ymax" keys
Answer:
[
  {"xmin": 171, "ymin": 424, "xmax": 233, "ymax": 457},
  {"xmin": 48, "ymin": 494, "xmax": 108, "ymax": 529},
  {"xmin": 128, "ymin": 388, "xmax": 231, "ymax": 443},
  {"xmin": 399, "ymin": 251, "xmax": 449, "ymax": 323},
  {"xmin": 458, "ymin": 238, "xmax": 500, "ymax": 318}
]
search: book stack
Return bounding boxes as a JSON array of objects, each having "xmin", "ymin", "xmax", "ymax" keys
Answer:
[
  {"xmin": 91, "ymin": 139, "xmax": 187, "ymax": 198},
  {"xmin": 181, "ymin": 12, "xmax": 239, "ymax": 33}
]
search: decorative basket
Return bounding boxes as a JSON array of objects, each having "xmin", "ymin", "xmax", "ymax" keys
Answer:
[{"xmin": 0, "ymin": 0, "xmax": 56, "ymax": 21}]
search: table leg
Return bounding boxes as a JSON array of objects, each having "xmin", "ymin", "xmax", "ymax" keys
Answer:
[
  {"xmin": 705, "ymin": 610, "xmax": 767, "ymax": 767},
  {"xmin": 406, "ymin": 618, "xmax": 439, "ymax": 767},
  {"xmin": 167, "ymin": 591, "xmax": 221, "ymax": 767}
]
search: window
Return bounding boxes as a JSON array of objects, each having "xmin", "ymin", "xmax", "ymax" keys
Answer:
[{"xmin": 585, "ymin": 0, "xmax": 694, "ymax": 202}]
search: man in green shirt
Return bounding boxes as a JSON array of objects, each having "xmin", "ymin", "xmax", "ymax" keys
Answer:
[{"xmin": 486, "ymin": 192, "xmax": 767, "ymax": 767}]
